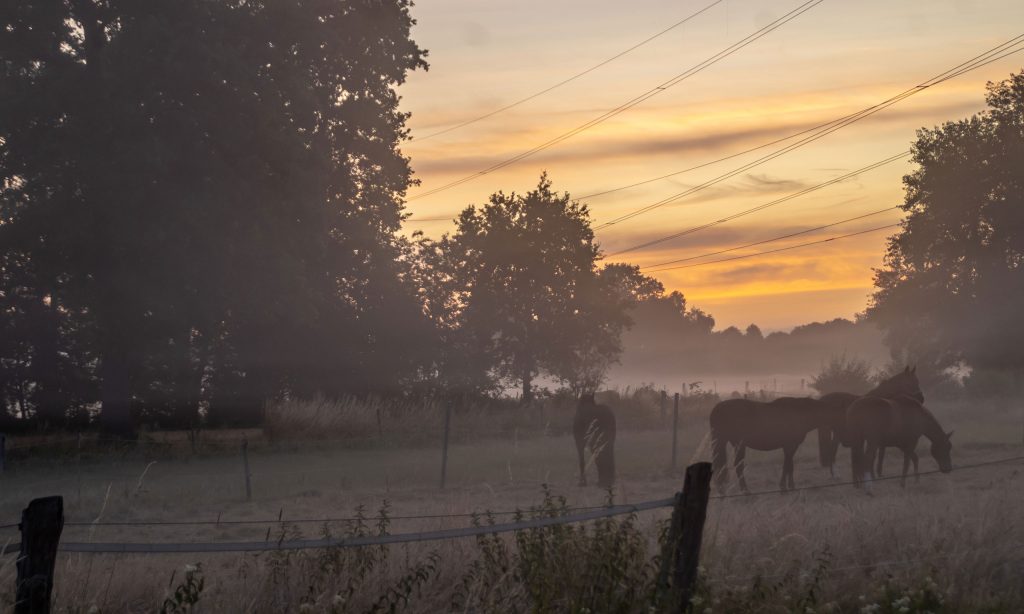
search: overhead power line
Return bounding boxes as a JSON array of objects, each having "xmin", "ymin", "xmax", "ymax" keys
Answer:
[
  {"xmin": 404, "ymin": 33, "xmax": 1024, "ymax": 229},
  {"xmin": 606, "ymin": 151, "xmax": 908, "ymax": 257},
  {"xmin": 414, "ymin": 0, "xmax": 726, "ymax": 142},
  {"xmin": 642, "ymin": 222, "xmax": 900, "ymax": 273},
  {"xmin": 594, "ymin": 33, "xmax": 1024, "ymax": 234},
  {"xmin": 408, "ymin": 0, "xmax": 827, "ymax": 201},
  {"xmin": 643, "ymin": 204, "xmax": 901, "ymax": 270}
]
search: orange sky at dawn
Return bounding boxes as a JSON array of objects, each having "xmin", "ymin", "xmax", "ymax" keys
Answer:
[{"xmin": 396, "ymin": 0, "xmax": 1024, "ymax": 330}]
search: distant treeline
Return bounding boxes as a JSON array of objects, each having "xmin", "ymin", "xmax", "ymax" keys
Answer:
[{"xmin": 613, "ymin": 308, "xmax": 888, "ymax": 383}]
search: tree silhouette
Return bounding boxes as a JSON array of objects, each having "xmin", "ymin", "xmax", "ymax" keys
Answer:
[
  {"xmin": 1, "ymin": 1, "xmax": 427, "ymax": 431},
  {"xmin": 437, "ymin": 175, "xmax": 633, "ymax": 402},
  {"xmin": 868, "ymin": 70, "xmax": 1024, "ymax": 379}
]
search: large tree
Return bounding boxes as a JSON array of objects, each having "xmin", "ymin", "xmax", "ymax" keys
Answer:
[
  {"xmin": 435, "ymin": 175, "xmax": 634, "ymax": 401},
  {"xmin": 1, "ymin": 1, "xmax": 427, "ymax": 431},
  {"xmin": 867, "ymin": 71, "xmax": 1024, "ymax": 377}
]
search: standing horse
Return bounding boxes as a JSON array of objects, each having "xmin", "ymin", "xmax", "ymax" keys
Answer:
[
  {"xmin": 818, "ymin": 366, "xmax": 926, "ymax": 474},
  {"xmin": 710, "ymin": 396, "xmax": 828, "ymax": 493},
  {"xmin": 846, "ymin": 395, "xmax": 952, "ymax": 487},
  {"xmin": 574, "ymin": 393, "xmax": 616, "ymax": 488}
]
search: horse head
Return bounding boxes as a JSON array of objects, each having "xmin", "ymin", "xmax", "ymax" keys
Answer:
[
  {"xmin": 930, "ymin": 429, "xmax": 954, "ymax": 473},
  {"xmin": 871, "ymin": 365, "xmax": 924, "ymax": 403}
]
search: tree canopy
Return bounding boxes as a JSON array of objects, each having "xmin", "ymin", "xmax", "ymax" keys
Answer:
[
  {"xmin": 1, "ymin": 0, "xmax": 428, "ymax": 431},
  {"xmin": 429, "ymin": 175, "xmax": 643, "ymax": 401},
  {"xmin": 867, "ymin": 71, "xmax": 1024, "ymax": 377}
]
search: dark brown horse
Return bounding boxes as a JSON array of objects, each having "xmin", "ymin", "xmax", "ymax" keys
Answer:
[
  {"xmin": 846, "ymin": 395, "xmax": 953, "ymax": 487},
  {"xmin": 710, "ymin": 396, "xmax": 829, "ymax": 493},
  {"xmin": 818, "ymin": 366, "xmax": 926, "ymax": 474},
  {"xmin": 574, "ymin": 393, "xmax": 616, "ymax": 488}
]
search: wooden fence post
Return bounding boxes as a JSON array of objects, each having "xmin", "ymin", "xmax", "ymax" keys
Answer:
[
  {"xmin": 439, "ymin": 404, "xmax": 452, "ymax": 489},
  {"xmin": 660, "ymin": 390, "xmax": 667, "ymax": 426},
  {"xmin": 16, "ymin": 496, "xmax": 64, "ymax": 614},
  {"xmin": 0, "ymin": 433, "xmax": 6, "ymax": 474},
  {"xmin": 656, "ymin": 462, "xmax": 712, "ymax": 612},
  {"xmin": 671, "ymin": 393, "xmax": 680, "ymax": 472},
  {"xmin": 241, "ymin": 438, "xmax": 252, "ymax": 501}
]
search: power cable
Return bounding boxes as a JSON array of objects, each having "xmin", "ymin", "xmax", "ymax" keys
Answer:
[
  {"xmin": 409, "ymin": 0, "xmax": 827, "ymax": 201},
  {"xmin": 414, "ymin": 0, "xmax": 726, "ymax": 141}
]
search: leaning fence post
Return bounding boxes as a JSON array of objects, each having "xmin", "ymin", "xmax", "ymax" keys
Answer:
[
  {"xmin": 656, "ymin": 462, "xmax": 712, "ymax": 612},
  {"xmin": 671, "ymin": 393, "xmax": 680, "ymax": 472},
  {"xmin": 439, "ymin": 404, "xmax": 452, "ymax": 489},
  {"xmin": 16, "ymin": 496, "xmax": 64, "ymax": 614},
  {"xmin": 0, "ymin": 433, "xmax": 6, "ymax": 474},
  {"xmin": 241, "ymin": 438, "xmax": 252, "ymax": 501}
]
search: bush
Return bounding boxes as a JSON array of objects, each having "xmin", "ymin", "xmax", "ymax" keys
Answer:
[{"xmin": 810, "ymin": 354, "xmax": 874, "ymax": 395}]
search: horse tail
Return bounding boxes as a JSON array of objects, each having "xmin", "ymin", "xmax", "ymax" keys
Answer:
[{"xmin": 711, "ymin": 427, "xmax": 729, "ymax": 489}]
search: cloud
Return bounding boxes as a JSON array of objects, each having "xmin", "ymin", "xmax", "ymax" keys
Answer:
[{"xmin": 409, "ymin": 96, "xmax": 983, "ymax": 178}]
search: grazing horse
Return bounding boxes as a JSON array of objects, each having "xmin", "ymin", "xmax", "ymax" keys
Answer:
[
  {"xmin": 846, "ymin": 395, "xmax": 952, "ymax": 487},
  {"xmin": 818, "ymin": 366, "xmax": 926, "ymax": 474},
  {"xmin": 710, "ymin": 396, "xmax": 828, "ymax": 493},
  {"xmin": 573, "ymin": 393, "xmax": 616, "ymax": 488}
]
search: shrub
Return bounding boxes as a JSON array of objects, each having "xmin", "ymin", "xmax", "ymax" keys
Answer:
[{"xmin": 810, "ymin": 354, "xmax": 874, "ymax": 395}]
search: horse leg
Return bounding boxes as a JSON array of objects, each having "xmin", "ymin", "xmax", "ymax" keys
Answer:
[
  {"xmin": 781, "ymin": 445, "xmax": 796, "ymax": 491},
  {"xmin": 864, "ymin": 442, "xmax": 879, "ymax": 481},
  {"xmin": 911, "ymin": 450, "xmax": 920, "ymax": 483},
  {"xmin": 734, "ymin": 444, "xmax": 749, "ymax": 494},
  {"xmin": 574, "ymin": 432, "xmax": 587, "ymax": 487},
  {"xmin": 828, "ymin": 433, "xmax": 842, "ymax": 479},
  {"xmin": 712, "ymin": 434, "xmax": 729, "ymax": 491},
  {"xmin": 850, "ymin": 441, "xmax": 863, "ymax": 488},
  {"xmin": 901, "ymin": 450, "xmax": 911, "ymax": 488},
  {"xmin": 876, "ymin": 447, "xmax": 886, "ymax": 477},
  {"xmin": 862, "ymin": 441, "xmax": 878, "ymax": 494}
]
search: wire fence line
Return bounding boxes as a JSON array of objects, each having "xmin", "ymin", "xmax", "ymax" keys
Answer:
[
  {"xmin": 2, "ymin": 454, "xmax": 1021, "ymax": 535},
  {"xmin": 1, "ymin": 454, "xmax": 1021, "ymax": 557},
  {"xmin": 0, "ymin": 498, "xmax": 676, "ymax": 555}
]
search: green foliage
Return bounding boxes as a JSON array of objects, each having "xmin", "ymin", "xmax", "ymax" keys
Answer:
[
  {"xmin": 811, "ymin": 354, "xmax": 875, "ymax": 395},
  {"xmin": 453, "ymin": 487, "xmax": 658, "ymax": 613},
  {"xmin": 160, "ymin": 564, "xmax": 205, "ymax": 614}
]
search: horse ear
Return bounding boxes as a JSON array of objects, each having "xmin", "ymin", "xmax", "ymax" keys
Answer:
[
  {"xmin": 903, "ymin": 365, "xmax": 910, "ymax": 374},
  {"xmin": 946, "ymin": 430, "xmax": 954, "ymax": 439},
  {"xmin": 911, "ymin": 365, "xmax": 917, "ymax": 375}
]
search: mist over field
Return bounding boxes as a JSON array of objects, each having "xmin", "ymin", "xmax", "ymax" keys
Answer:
[{"xmin": 2, "ymin": 0, "xmax": 1023, "ymax": 612}]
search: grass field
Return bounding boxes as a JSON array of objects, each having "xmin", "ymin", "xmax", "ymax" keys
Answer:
[{"xmin": 1, "ymin": 397, "xmax": 1022, "ymax": 612}]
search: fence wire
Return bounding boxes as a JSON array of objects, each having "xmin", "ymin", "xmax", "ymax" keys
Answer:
[{"xmin": 0, "ymin": 454, "xmax": 1020, "ymax": 559}]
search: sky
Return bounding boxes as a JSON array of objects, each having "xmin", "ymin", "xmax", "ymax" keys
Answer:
[{"xmin": 394, "ymin": 0, "xmax": 1024, "ymax": 331}]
